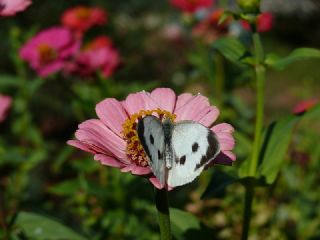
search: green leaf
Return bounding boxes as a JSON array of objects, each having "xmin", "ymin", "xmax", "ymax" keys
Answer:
[
  {"xmin": 14, "ymin": 212, "xmax": 87, "ymax": 240},
  {"xmin": 48, "ymin": 179, "xmax": 81, "ymax": 196},
  {"xmin": 201, "ymin": 170, "xmax": 238, "ymax": 199},
  {"xmin": 265, "ymin": 48, "xmax": 320, "ymax": 70},
  {"xmin": 258, "ymin": 115, "xmax": 300, "ymax": 184},
  {"xmin": 212, "ymin": 37, "xmax": 249, "ymax": 64},
  {"xmin": 170, "ymin": 208, "xmax": 214, "ymax": 240}
]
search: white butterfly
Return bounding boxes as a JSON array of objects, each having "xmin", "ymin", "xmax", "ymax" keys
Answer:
[{"xmin": 137, "ymin": 115, "xmax": 221, "ymax": 188}]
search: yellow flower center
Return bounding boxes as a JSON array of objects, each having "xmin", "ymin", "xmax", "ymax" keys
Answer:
[
  {"xmin": 121, "ymin": 109, "xmax": 176, "ymax": 167},
  {"xmin": 37, "ymin": 44, "xmax": 57, "ymax": 65}
]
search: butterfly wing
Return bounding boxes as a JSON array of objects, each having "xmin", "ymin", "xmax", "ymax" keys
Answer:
[
  {"xmin": 137, "ymin": 115, "xmax": 166, "ymax": 186},
  {"xmin": 167, "ymin": 121, "xmax": 220, "ymax": 187}
]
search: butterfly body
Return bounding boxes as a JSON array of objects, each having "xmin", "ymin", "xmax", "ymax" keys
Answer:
[{"xmin": 137, "ymin": 115, "xmax": 220, "ymax": 188}]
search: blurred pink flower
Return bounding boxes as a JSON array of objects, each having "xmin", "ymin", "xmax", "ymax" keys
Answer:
[
  {"xmin": 61, "ymin": 6, "xmax": 107, "ymax": 38},
  {"xmin": 65, "ymin": 36, "xmax": 120, "ymax": 78},
  {"xmin": 0, "ymin": 0, "xmax": 31, "ymax": 16},
  {"xmin": 192, "ymin": 9, "xmax": 231, "ymax": 43},
  {"xmin": 68, "ymin": 88, "xmax": 235, "ymax": 189},
  {"xmin": 241, "ymin": 12, "xmax": 274, "ymax": 32},
  {"xmin": 293, "ymin": 99, "xmax": 318, "ymax": 115},
  {"xmin": 20, "ymin": 27, "xmax": 79, "ymax": 77},
  {"xmin": 170, "ymin": 0, "xmax": 214, "ymax": 13},
  {"xmin": 0, "ymin": 95, "xmax": 11, "ymax": 123}
]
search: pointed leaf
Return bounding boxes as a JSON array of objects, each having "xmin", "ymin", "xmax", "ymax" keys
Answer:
[
  {"xmin": 258, "ymin": 115, "xmax": 300, "ymax": 184},
  {"xmin": 212, "ymin": 37, "xmax": 249, "ymax": 64},
  {"xmin": 14, "ymin": 212, "xmax": 87, "ymax": 240},
  {"xmin": 265, "ymin": 48, "xmax": 320, "ymax": 70},
  {"xmin": 170, "ymin": 208, "xmax": 214, "ymax": 240}
]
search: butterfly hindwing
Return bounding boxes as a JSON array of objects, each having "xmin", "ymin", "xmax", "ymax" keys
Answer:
[
  {"xmin": 167, "ymin": 121, "xmax": 220, "ymax": 187},
  {"xmin": 137, "ymin": 115, "xmax": 166, "ymax": 186}
]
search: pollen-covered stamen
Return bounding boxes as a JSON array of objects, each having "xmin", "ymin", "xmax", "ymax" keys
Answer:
[{"xmin": 121, "ymin": 109, "xmax": 176, "ymax": 167}]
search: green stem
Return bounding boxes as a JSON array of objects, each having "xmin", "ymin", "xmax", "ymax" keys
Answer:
[
  {"xmin": 241, "ymin": 183, "xmax": 254, "ymax": 240},
  {"xmin": 155, "ymin": 189, "xmax": 172, "ymax": 240},
  {"xmin": 249, "ymin": 32, "xmax": 266, "ymax": 176}
]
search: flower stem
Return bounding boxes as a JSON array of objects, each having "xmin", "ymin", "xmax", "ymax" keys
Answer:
[
  {"xmin": 241, "ymin": 183, "xmax": 254, "ymax": 240},
  {"xmin": 214, "ymin": 53, "xmax": 225, "ymax": 108},
  {"xmin": 249, "ymin": 32, "xmax": 266, "ymax": 176},
  {"xmin": 155, "ymin": 188, "xmax": 172, "ymax": 240},
  {"xmin": 241, "ymin": 31, "xmax": 266, "ymax": 240}
]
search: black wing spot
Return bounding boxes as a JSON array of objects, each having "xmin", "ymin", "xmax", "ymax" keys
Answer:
[
  {"xmin": 179, "ymin": 155, "xmax": 186, "ymax": 165},
  {"xmin": 192, "ymin": 142, "xmax": 199, "ymax": 152},
  {"xmin": 150, "ymin": 134, "xmax": 154, "ymax": 145},
  {"xmin": 158, "ymin": 150, "xmax": 163, "ymax": 160}
]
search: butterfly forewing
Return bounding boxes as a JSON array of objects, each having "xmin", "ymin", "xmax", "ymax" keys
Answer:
[
  {"xmin": 137, "ymin": 116, "xmax": 166, "ymax": 186},
  {"xmin": 167, "ymin": 121, "xmax": 220, "ymax": 187}
]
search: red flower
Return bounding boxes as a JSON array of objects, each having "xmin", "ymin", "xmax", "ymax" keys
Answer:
[
  {"xmin": 65, "ymin": 36, "xmax": 120, "ymax": 78},
  {"xmin": 192, "ymin": 9, "xmax": 231, "ymax": 43},
  {"xmin": 170, "ymin": 0, "xmax": 214, "ymax": 14},
  {"xmin": 61, "ymin": 6, "xmax": 107, "ymax": 37},
  {"xmin": 0, "ymin": 0, "xmax": 31, "ymax": 16},
  {"xmin": 241, "ymin": 12, "xmax": 274, "ymax": 32},
  {"xmin": 293, "ymin": 99, "xmax": 318, "ymax": 115}
]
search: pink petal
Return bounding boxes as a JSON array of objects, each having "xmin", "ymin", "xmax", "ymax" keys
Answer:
[
  {"xmin": 96, "ymin": 98, "xmax": 129, "ymax": 137},
  {"xmin": 76, "ymin": 119, "xmax": 129, "ymax": 163},
  {"xmin": 120, "ymin": 165, "xmax": 134, "ymax": 173},
  {"xmin": 94, "ymin": 154, "xmax": 124, "ymax": 168},
  {"xmin": 194, "ymin": 106, "xmax": 220, "ymax": 127},
  {"xmin": 131, "ymin": 165, "xmax": 152, "ymax": 175},
  {"xmin": 174, "ymin": 94, "xmax": 211, "ymax": 121},
  {"xmin": 67, "ymin": 140, "xmax": 96, "ymax": 154},
  {"xmin": 211, "ymin": 123, "xmax": 234, "ymax": 133},
  {"xmin": 123, "ymin": 91, "xmax": 159, "ymax": 116},
  {"xmin": 149, "ymin": 176, "xmax": 164, "ymax": 189},
  {"xmin": 150, "ymin": 88, "xmax": 177, "ymax": 113},
  {"xmin": 175, "ymin": 93, "xmax": 193, "ymax": 109},
  {"xmin": 215, "ymin": 132, "xmax": 235, "ymax": 151}
]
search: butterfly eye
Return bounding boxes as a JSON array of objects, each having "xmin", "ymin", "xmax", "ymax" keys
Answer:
[
  {"xmin": 149, "ymin": 134, "xmax": 154, "ymax": 144},
  {"xmin": 192, "ymin": 142, "xmax": 199, "ymax": 152}
]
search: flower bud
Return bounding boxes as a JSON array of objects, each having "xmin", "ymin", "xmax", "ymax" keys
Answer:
[{"xmin": 237, "ymin": 0, "xmax": 261, "ymax": 13}]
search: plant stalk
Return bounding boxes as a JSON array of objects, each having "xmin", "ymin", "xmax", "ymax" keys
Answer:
[
  {"xmin": 155, "ymin": 188, "xmax": 172, "ymax": 240},
  {"xmin": 249, "ymin": 32, "xmax": 266, "ymax": 176},
  {"xmin": 241, "ymin": 184, "xmax": 254, "ymax": 240}
]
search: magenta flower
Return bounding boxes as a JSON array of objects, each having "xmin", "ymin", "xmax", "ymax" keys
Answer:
[
  {"xmin": 0, "ymin": 95, "xmax": 12, "ymax": 123},
  {"xmin": 68, "ymin": 88, "xmax": 235, "ymax": 189},
  {"xmin": 64, "ymin": 36, "xmax": 119, "ymax": 78},
  {"xmin": 20, "ymin": 27, "xmax": 79, "ymax": 77},
  {"xmin": 0, "ymin": 0, "xmax": 31, "ymax": 16}
]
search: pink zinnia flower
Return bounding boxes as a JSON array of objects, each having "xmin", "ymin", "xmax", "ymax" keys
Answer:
[
  {"xmin": 0, "ymin": 0, "xmax": 31, "ymax": 16},
  {"xmin": 65, "ymin": 36, "xmax": 120, "ymax": 78},
  {"xmin": 241, "ymin": 12, "xmax": 274, "ymax": 32},
  {"xmin": 170, "ymin": 0, "xmax": 214, "ymax": 14},
  {"xmin": 0, "ymin": 95, "xmax": 12, "ymax": 123},
  {"xmin": 19, "ymin": 27, "xmax": 79, "ymax": 77},
  {"xmin": 68, "ymin": 88, "xmax": 235, "ymax": 189},
  {"xmin": 61, "ymin": 6, "xmax": 107, "ymax": 38}
]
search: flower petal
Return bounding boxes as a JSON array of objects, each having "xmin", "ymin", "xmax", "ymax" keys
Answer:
[
  {"xmin": 210, "ymin": 151, "xmax": 235, "ymax": 166},
  {"xmin": 194, "ymin": 106, "xmax": 220, "ymax": 127},
  {"xmin": 149, "ymin": 176, "xmax": 164, "ymax": 189},
  {"xmin": 211, "ymin": 123, "xmax": 234, "ymax": 133},
  {"xmin": 76, "ymin": 119, "xmax": 129, "ymax": 163},
  {"xmin": 174, "ymin": 94, "xmax": 212, "ymax": 121},
  {"xmin": 131, "ymin": 166, "xmax": 152, "ymax": 175},
  {"xmin": 67, "ymin": 140, "xmax": 96, "ymax": 154},
  {"xmin": 123, "ymin": 91, "xmax": 159, "ymax": 116},
  {"xmin": 175, "ymin": 93, "xmax": 193, "ymax": 109},
  {"xmin": 94, "ymin": 154, "xmax": 124, "ymax": 168},
  {"xmin": 150, "ymin": 88, "xmax": 177, "ymax": 113},
  {"xmin": 96, "ymin": 98, "xmax": 129, "ymax": 137}
]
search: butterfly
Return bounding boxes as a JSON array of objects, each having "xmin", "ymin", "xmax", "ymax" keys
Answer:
[{"xmin": 137, "ymin": 115, "xmax": 221, "ymax": 188}]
